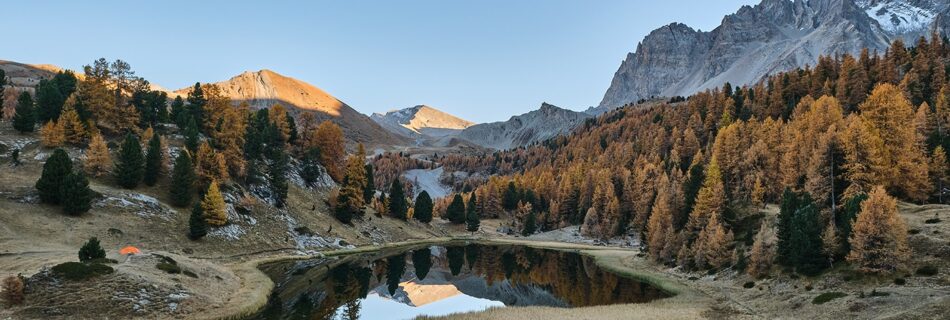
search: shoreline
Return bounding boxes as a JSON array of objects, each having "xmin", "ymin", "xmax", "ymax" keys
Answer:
[{"xmin": 210, "ymin": 236, "xmax": 707, "ymax": 320}]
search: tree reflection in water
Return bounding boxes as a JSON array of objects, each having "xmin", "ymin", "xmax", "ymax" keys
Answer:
[{"xmin": 254, "ymin": 244, "xmax": 670, "ymax": 320}]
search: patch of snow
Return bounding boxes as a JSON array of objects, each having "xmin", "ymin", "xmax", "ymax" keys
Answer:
[
  {"xmin": 403, "ymin": 167, "xmax": 452, "ymax": 199},
  {"xmin": 96, "ymin": 192, "xmax": 174, "ymax": 219},
  {"xmin": 861, "ymin": 0, "xmax": 936, "ymax": 34},
  {"xmin": 33, "ymin": 152, "xmax": 48, "ymax": 161},
  {"xmin": 208, "ymin": 223, "xmax": 246, "ymax": 240}
]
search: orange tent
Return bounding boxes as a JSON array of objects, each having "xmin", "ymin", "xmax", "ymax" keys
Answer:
[{"xmin": 120, "ymin": 246, "xmax": 142, "ymax": 255}]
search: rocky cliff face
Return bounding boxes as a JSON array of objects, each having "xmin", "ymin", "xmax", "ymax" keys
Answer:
[
  {"xmin": 371, "ymin": 105, "xmax": 474, "ymax": 139},
  {"xmin": 176, "ymin": 70, "xmax": 404, "ymax": 146},
  {"xmin": 458, "ymin": 103, "xmax": 591, "ymax": 150},
  {"xmin": 595, "ymin": 0, "xmax": 950, "ymax": 113}
]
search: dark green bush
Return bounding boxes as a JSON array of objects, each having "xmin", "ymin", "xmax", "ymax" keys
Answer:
[
  {"xmin": 893, "ymin": 278, "xmax": 906, "ymax": 285},
  {"xmin": 156, "ymin": 262, "xmax": 182, "ymax": 274},
  {"xmin": 183, "ymin": 270, "xmax": 199, "ymax": 278},
  {"xmin": 812, "ymin": 292, "xmax": 847, "ymax": 304},
  {"xmin": 868, "ymin": 290, "xmax": 890, "ymax": 297},
  {"xmin": 916, "ymin": 265, "xmax": 938, "ymax": 276},
  {"xmin": 924, "ymin": 218, "xmax": 941, "ymax": 224},
  {"xmin": 743, "ymin": 281, "xmax": 755, "ymax": 289},
  {"xmin": 51, "ymin": 262, "xmax": 114, "ymax": 281}
]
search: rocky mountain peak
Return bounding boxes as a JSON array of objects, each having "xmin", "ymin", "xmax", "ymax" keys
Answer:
[{"xmin": 595, "ymin": 0, "xmax": 948, "ymax": 113}]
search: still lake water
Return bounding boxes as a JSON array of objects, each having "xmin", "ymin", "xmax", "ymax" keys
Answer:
[{"xmin": 252, "ymin": 243, "xmax": 670, "ymax": 319}]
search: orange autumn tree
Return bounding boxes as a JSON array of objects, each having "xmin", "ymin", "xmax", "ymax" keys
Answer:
[
  {"xmin": 846, "ymin": 186, "xmax": 910, "ymax": 273},
  {"xmin": 84, "ymin": 133, "xmax": 112, "ymax": 177},
  {"xmin": 312, "ymin": 121, "xmax": 345, "ymax": 182}
]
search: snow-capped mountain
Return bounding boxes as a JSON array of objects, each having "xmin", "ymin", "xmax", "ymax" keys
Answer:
[
  {"xmin": 371, "ymin": 105, "xmax": 474, "ymax": 139},
  {"xmin": 595, "ymin": 0, "xmax": 950, "ymax": 113}
]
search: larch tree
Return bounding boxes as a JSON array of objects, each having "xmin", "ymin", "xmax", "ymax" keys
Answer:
[
  {"xmin": 59, "ymin": 104, "xmax": 86, "ymax": 145},
  {"xmin": 201, "ymin": 180, "xmax": 227, "ymax": 226},
  {"xmin": 413, "ymin": 191, "xmax": 433, "ymax": 223},
  {"xmin": 858, "ymin": 83, "xmax": 929, "ymax": 200},
  {"xmin": 143, "ymin": 133, "xmax": 163, "ymax": 186},
  {"xmin": 335, "ymin": 153, "xmax": 367, "ymax": 223},
  {"xmin": 748, "ymin": 222, "xmax": 777, "ymax": 278},
  {"xmin": 312, "ymin": 121, "xmax": 345, "ymax": 182},
  {"xmin": 114, "ymin": 133, "xmax": 145, "ymax": 189},
  {"xmin": 847, "ymin": 186, "xmax": 910, "ymax": 274},
  {"xmin": 12, "ymin": 92, "xmax": 35, "ymax": 133},
  {"xmin": 646, "ymin": 181, "xmax": 674, "ymax": 264},
  {"xmin": 170, "ymin": 151, "xmax": 196, "ymax": 207},
  {"xmin": 194, "ymin": 141, "xmax": 228, "ymax": 186},
  {"xmin": 364, "ymin": 163, "xmax": 376, "ymax": 203},
  {"xmin": 693, "ymin": 210, "xmax": 734, "ymax": 270},
  {"xmin": 83, "ymin": 132, "xmax": 112, "ymax": 177},
  {"xmin": 684, "ymin": 158, "xmax": 725, "ymax": 246},
  {"xmin": 40, "ymin": 121, "xmax": 65, "ymax": 147},
  {"xmin": 930, "ymin": 146, "xmax": 949, "ymax": 202}
]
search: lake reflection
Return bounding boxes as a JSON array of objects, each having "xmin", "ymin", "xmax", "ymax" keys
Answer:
[{"xmin": 253, "ymin": 244, "xmax": 669, "ymax": 320}]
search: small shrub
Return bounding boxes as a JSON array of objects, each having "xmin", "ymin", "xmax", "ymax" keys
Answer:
[
  {"xmin": 908, "ymin": 229, "xmax": 921, "ymax": 235},
  {"xmin": 687, "ymin": 276, "xmax": 699, "ymax": 281},
  {"xmin": 916, "ymin": 265, "xmax": 938, "ymax": 276},
  {"xmin": 868, "ymin": 290, "xmax": 890, "ymax": 297},
  {"xmin": 156, "ymin": 262, "xmax": 182, "ymax": 274},
  {"xmin": 743, "ymin": 281, "xmax": 755, "ymax": 289},
  {"xmin": 789, "ymin": 274, "xmax": 800, "ymax": 280},
  {"xmin": 805, "ymin": 285, "xmax": 814, "ymax": 291},
  {"xmin": 51, "ymin": 262, "xmax": 114, "ymax": 281},
  {"xmin": 78, "ymin": 237, "xmax": 106, "ymax": 263},
  {"xmin": 924, "ymin": 217, "xmax": 941, "ymax": 224},
  {"xmin": 812, "ymin": 292, "xmax": 847, "ymax": 304},
  {"xmin": 893, "ymin": 278, "xmax": 906, "ymax": 285},
  {"xmin": 183, "ymin": 270, "xmax": 198, "ymax": 278},
  {"xmin": 86, "ymin": 258, "xmax": 118, "ymax": 264},
  {"xmin": 2, "ymin": 275, "xmax": 24, "ymax": 306},
  {"xmin": 294, "ymin": 226, "xmax": 314, "ymax": 236}
]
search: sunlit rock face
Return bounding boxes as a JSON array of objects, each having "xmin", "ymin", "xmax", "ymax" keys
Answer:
[
  {"xmin": 595, "ymin": 0, "xmax": 950, "ymax": 114},
  {"xmin": 371, "ymin": 105, "xmax": 474, "ymax": 140},
  {"xmin": 175, "ymin": 69, "xmax": 404, "ymax": 146},
  {"xmin": 457, "ymin": 103, "xmax": 592, "ymax": 150}
]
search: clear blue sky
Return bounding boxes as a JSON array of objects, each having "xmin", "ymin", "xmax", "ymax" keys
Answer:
[{"xmin": 2, "ymin": 1, "xmax": 756, "ymax": 123}]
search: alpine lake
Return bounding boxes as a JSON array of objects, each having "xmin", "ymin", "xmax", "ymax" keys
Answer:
[{"xmin": 251, "ymin": 242, "xmax": 671, "ymax": 319}]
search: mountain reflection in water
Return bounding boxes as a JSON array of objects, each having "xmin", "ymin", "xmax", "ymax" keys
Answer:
[{"xmin": 253, "ymin": 244, "xmax": 669, "ymax": 320}]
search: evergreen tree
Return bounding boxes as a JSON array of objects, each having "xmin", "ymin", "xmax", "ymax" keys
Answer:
[
  {"xmin": 411, "ymin": 249, "xmax": 433, "ymax": 281},
  {"xmin": 36, "ymin": 149, "xmax": 73, "ymax": 204},
  {"xmin": 170, "ymin": 151, "xmax": 195, "ymax": 207},
  {"xmin": 201, "ymin": 180, "xmax": 227, "ymax": 226},
  {"xmin": 267, "ymin": 147, "xmax": 289, "ymax": 207},
  {"xmin": 114, "ymin": 133, "xmax": 145, "ymax": 189},
  {"xmin": 171, "ymin": 96, "xmax": 186, "ymax": 127},
  {"xmin": 78, "ymin": 237, "xmax": 105, "ymax": 262},
  {"xmin": 300, "ymin": 148, "xmax": 322, "ymax": 187},
  {"xmin": 847, "ymin": 186, "xmax": 910, "ymax": 274},
  {"xmin": 788, "ymin": 198, "xmax": 827, "ymax": 275},
  {"xmin": 466, "ymin": 203, "xmax": 480, "ymax": 233},
  {"xmin": 446, "ymin": 194, "xmax": 466, "ymax": 224},
  {"xmin": 61, "ymin": 172, "xmax": 92, "ymax": 216},
  {"xmin": 186, "ymin": 83, "xmax": 206, "ymax": 129},
  {"xmin": 502, "ymin": 181, "xmax": 519, "ymax": 211},
  {"xmin": 0, "ymin": 69, "xmax": 5, "ymax": 120},
  {"xmin": 837, "ymin": 193, "xmax": 868, "ymax": 254},
  {"xmin": 522, "ymin": 210, "xmax": 537, "ymax": 236},
  {"xmin": 12, "ymin": 92, "xmax": 35, "ymax": 133},
  {"xmin": 35, "ymin": 79, "xmax": 65, "ymax": 123},
  {"xmin": 143, "ymin": 133, "xmax": 163, "ymax": 186},
  {"xmin": 335, "ymin": 154, "xmax": 367, "ymax": 223},
  {"xmin": 188, "ymin": 202, "xmax": 208, "ymax": 240},
  {"xmin": 776, "ymin": 187, "xmax": 801, "ymax": 265},
  {"xmin": 413, "ymin": 191, "xmax": 433, "ymax": 223},
  {"xmin": 364, "ymin": 164, "xmax": 376, "ymax": 203},
  {"xmin": 388, "ymin": 180, "xmax": 408, "ymax": 220},
  {"xmin": 466, "ymin": 193, "xmax": 479, "ymax": 221},
  {"xmin": 184, "ymin": 117, "xmax": 200, "ymax": 153}
]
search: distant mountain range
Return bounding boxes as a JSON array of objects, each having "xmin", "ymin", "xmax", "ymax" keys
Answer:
[
  {"xmin": 371, "ymin": 105, "xmax": 474, "ymax": 139},
  {"xmin": 594, "ymin": 0, "xmax": 950, "ymax": 114}
]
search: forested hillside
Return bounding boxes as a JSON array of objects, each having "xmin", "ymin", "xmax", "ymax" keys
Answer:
[{"xmin": 439, "ymin": 35, "xmax": 950, "ymax": 275}]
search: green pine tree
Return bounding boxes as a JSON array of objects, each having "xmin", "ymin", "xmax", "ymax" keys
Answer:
[
  {"xmin": 267, "ymin": 147, "xmax": 289, "ymax": 207},
  {"xmin": 788, "ymin": 196, "xmax": 827, "ymax": 275},
  {"xmin": 837, "ymin": 193, "xmax": 868, "ymax": 254},
  {"xmin": 300, "ymin": 148, "xmax": 322, "ymax": 187},
  {"xmin": 467, "ymin": 193, "xmax": 479, "ymax": 220},
  {"xmin": 446, "ymin": 194, "xmax": 466, "ymax": 224},
  {"xmin": 776, "ymin": 187, "xmax": 801, "ymax": 266},
  {"xmin": 364, "ymin": 164, "xmax": 376, "ymax": 203},
  {"xmin": 522, "ymin": 211, "xmax": 537, "ymax": 236},
  {"xmin": 35, "ymin": 149, "xmax": 73, "ymax": 204},
  {"xmin": 388, "ymin": 180, "xmax": 408, "ymax": 220},
  {"xmin": 35, "ymin": 79, "xmax": 65, "ymax": 123},
  {"xmin": 184, "ymin": 117, "xmax": 200, "ymax": 153},
  {"xmin": 78, "ymin": 237, "xmax": 105, "ymax": 263},
  {"xmin": 12, "ymin": 92, "xmax": 35, "ymax": 133},
  {"xmin": 170, "ymin": 151, "xmax": 195, "ymax": 207},
  {"xmin": 502, "ymin": 181, "xmax": 519, "ymax": 211},
  {"xmin": 0, "ymin": 69, "xmax": 6, "ymax": 120},
  {"xmin": 143, "ymin": 134, "xmax": 163, "ymax": 186},
  {"xmin": 62, "ymin": 172, "xmax": 93, "ymax": 216},
  {"xmin": 413, "ymin": 191, "xmax": 433, "ymax": 223},
  {"xmin": 466, "ymin": 204, "xmax": 480, "ymax": 233},
  {"xmin": 114, "ymin": 133, "xmax": 145, "ymax": 189},
  {"xmin": 188, "ymin": 202, "xmax": 208, "ymax": 240}
]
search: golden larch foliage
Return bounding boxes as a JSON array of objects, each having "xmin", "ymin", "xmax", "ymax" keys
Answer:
[
  {"xmin": 40, "ymin": 121, "xmax": 65, "ymax": 147},
  {"xmin": 201, "ymin": 180, "xmax": 228, "ymax": 226},
  {"xmin": 83, "ymin": 133, "xmax": 112, "ymax": 177},
  {"xmin": 846, "ymin": 186, "xmax": 910, "ymax": 274},
  {"xmin": 58, "ymin": 104, "xmax": 86, "ymax": 145},
  {"xmin": 748, "ymin": 223, "xmax": 776, "ymax": 278},
  {"xmin": 312, "ymin": 121, "xmax": 345, "ymax": 182},
  {"xmin": 195, "ymin": 142, "xmax": 229, "ymax": 184}
]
